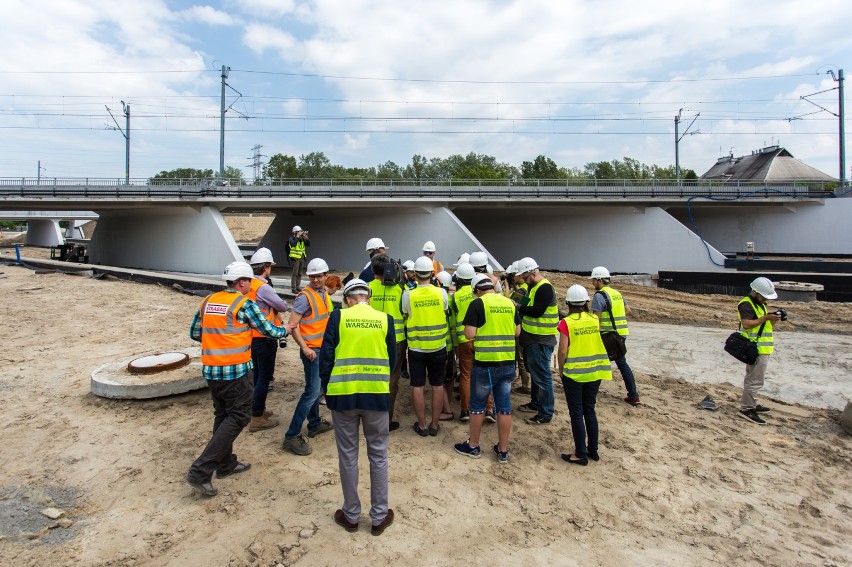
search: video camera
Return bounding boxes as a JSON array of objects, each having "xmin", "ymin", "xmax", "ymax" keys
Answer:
[{"xmin": 382, "ymin": 258, "xmax": 404, "ymax": 286}]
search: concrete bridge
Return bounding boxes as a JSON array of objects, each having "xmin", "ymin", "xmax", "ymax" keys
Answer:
[{"xmin": 1, "ymin": 177, "xmax": 846, "ymax": 276}]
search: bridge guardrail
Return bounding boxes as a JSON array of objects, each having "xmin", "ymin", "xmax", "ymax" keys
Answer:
[{"xmin": 0, "ymin": 177, "xmax": 835, "ymax": 199}]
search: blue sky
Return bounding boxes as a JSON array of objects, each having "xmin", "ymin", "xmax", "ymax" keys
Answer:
[{"xmin": 1, "ymin": 0, "xmax": 849, "ymax": 180}]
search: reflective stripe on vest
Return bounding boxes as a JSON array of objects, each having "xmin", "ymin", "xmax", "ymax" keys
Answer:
[
  {"xmin": 562, "ymin": 312, "xmax": 613, "ymax": 382},
  {"xmin": 369, "ymin": 279, "xmax": 405, "ymax": 343},
  {"xmin": 405, "ymin": 285, "xmax": 447, "ymax": 351},
  {"xmin": 200, "ymin": 291, "xmax": 252, "ymax": 366},
  {"xmin": 327, "ymin": 303, "xmax": 390, "ymax": 397},
  {"xmin": 452, "ymin": 286, "xmax": 475, "ymax": 344},
  {"xmin": 298, "ymin": 286, "xmax": 331, "ymax": 348},
  {"xmin": 246, "ymin": 278, "xmax": 282, "ymax": 339},
  {"xmin": 738, "ymin": 296, "xmax": 774, "ymax": 354},
  {"xmin": 289, "ymin": 240, "xmax": 306, "ymax": 259},
  {"xmin": 474, "ymin": 293, "xmax": 517, "ymax": 363},
  {"xmin": 597, "ymin": 286, "xmax": 630, "ymax": 336},
  {"xmin": 521, "ymin": 278, "xmax": 559, "ymax": 336}
]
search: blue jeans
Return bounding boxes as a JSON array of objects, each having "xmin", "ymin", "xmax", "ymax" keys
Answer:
[
  {"xmin": 284, "ymin": 348, "xmax": 322, "ymax": 438},
  {"xmin": 251, "ymin": 337, "xmax": 278, "ymax": 417},
  {"xmin": 470, "ymin": 363, "xmax": 515, "ymax": 414},
  {"xmin": 561, "ymin": 376, "xmax": 601, "ymax": 459},
  {"xmin": 614, "ymin": 339, "xmax": 638, "ymax": 398},
  {"xmin": 523, "ymin": 342, "xmax": 555, "ymax": 420}
]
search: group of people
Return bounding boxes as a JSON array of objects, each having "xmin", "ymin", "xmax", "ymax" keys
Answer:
[{"xmin": 186, "ymin": 234, "xmax": 782, "ymax": 535}]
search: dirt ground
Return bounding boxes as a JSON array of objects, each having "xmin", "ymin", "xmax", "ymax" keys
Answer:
[{"xmin": 1, "ymin": 218, "xmax": 851, "ymax": 566}]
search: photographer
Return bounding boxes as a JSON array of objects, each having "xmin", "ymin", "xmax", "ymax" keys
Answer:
[
  {"xmin": 288, "ymin": 226, "xmax": 311, "ymax": 294},
  {"xmin": 737, "ymin": 277, "xmax": 782, "ymax": 425}
]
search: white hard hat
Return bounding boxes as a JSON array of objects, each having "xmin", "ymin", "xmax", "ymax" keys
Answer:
[
  {"xmin": 516, "ymin": 257, "xmax": 539, "ymax": 275},
  {"xmin": 455, "ymin": 263, "xmax": 476, "ymax": 281},
  {"xmin": 750, "ymin": 277, "xmax": 778, "ymax": 299},
  {"xmin": 590, "ymin": 266, "xmax": 610, "ymax": 279},
  {"xmin": 305, "ymin": 258, "xmax": 329, "ymax": 275},
  {"xmin": 469, "ymin": 251, "xmax": 488, "ymax": 268},
  {"xmin": 422, "ymin": 240, "xmax": 436, "ymax": 252},
  {"xmin": 471, "ymin": 273, "xmax": 495, "ymax": 291},
  {"xmin": 222, "ymin": 261, "xmax": 254, "ymax": 281},
  {"xmin": 249, "ymin": 247, "xmax": 275, "ymax": 265},
  {"xmin": 365, "ymin": 237, "xmax": 386, "ymax": 251},
  {"xmin": 566, "ymin": 284, "xmax": 590, "ymax": 304},
  {"xmin": 402, "ymin": 260, "xmax": 416, "ymax": 271},
  {"xmin": 414, "ymin": 256, "xmax": 434, "ymax": 274},
  {"xmin": 436, "ymin": 271, "xmax": 453, "ymax": 288},
  {"xmin": 343, "ymin": 278, "xmax": 371, "ymax": 298},
  {"xmin": 292, "ymin": 225, "xmax": 302, "ymax": 233},
  {"xmin": 485, "ymin": 264, "xmax": 494, "ymax": 275},
  {"xmin": 453, "ymin": 253, "xmax": 470, "ymax": 266},
  {"xmin": 505, "ymin": 261, "xmax": 518, "ymax": 275}
]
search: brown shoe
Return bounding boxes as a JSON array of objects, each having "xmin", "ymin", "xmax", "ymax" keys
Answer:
[
  {"xmin": 262, "ymin": 409, "xmax": 275, "ymax": 418},
  {"xmin": 371, "ymin": 509, "xmax": 394, "ymax": 536},
  {"xmin": 248, "ymin": 415, "xmax": 280, "ymax": 432},
  {"xmin": 334, "ymin": 509, "xmax": 359, "ymax": 533}
]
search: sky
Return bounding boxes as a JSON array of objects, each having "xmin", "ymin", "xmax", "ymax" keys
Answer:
[{"xmin": 1, "ymin": 0, "xmax": 850, "ymax": 181}]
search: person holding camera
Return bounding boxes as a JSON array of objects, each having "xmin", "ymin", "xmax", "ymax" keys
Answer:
[
  {"xmin": 737, "ymin": 277, "xmax": 782, "ymax": 425},
  {"xmin": 288, "ymin": 226, "xmax": 311, "ymax": 294}
]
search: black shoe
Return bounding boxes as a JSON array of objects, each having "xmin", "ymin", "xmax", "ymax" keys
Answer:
[
  {"xmin": 459, "ymin": 411, "xmax": 470, "ymax": 422},
  {"xmin": 739, "ymin": 409, "xmax": 767, "ymax": 425},
  {"xmin": 186, "ymin": 475, "xmax": 217, "ymax": 497},
  {"xmin": 401, "ymin": 371, "xmax": 410, "ymax": 380},
  {"xmin": 517, "ymin": 403, "xmax": 538, "ymax": 413},
  {"xmin": 525, "ymin": 415, "xmax": 552, "ymax": 425},
  {"xmin": 587, "ymin": 451, "xmax": 600, "ymax": 462},
  {"xmin": 217, "ymin": 461, "xmax": 251, "ymax": 478},
  {"xmin": 484, "ymin": 410, "xmax": 497, "ymax": 424},
  {"xmin": 334, "ymin": 509, "xmax": 359, "ymax": 533},
  {"xmin": 428, "ymin": 424, "xmax": 440, "ymax": 437},
  {"xmin": 561, "ymin": 453, "xmax": 588, "ymax": 466},
  {"xmin": 413, "ymin": 423, "xmax": 429, "ymax": 437},
  {"xmin": 389, "ymin": 421, "xmax": 400, "ymax": 432},
  {"xmin": 754, "ymin": 404, "xmax": 771, "ymax": 414}
]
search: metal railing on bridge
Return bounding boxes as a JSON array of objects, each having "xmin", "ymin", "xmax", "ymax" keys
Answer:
[{"xmin": 0, "ymin": 177, "xmax": 836, "ymax": 200}]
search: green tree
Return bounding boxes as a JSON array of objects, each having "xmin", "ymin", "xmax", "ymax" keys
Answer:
[
  {"xmin": 376, "ymin": 161, "xmax": 402, "ymax": 179},
  {"xmin": 223, "ymin": 165, "xmax": 245, "ymax": 184},
  {"xmin": 150, "ymin": 167, "xmax": 214, "ymax": 181},
  {"xmin": 298, "ymin": 152, "xmax": 332, "ymax": 178},
  {"xmin": 263, "ymin": 154, "xmax": 298, "ymax": 180},
  {"xmin": 521, "ymin": 155, "xmax": 560, "ymax": 179}
]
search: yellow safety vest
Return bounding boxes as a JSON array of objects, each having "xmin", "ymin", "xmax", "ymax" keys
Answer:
[
  {"xmin": 405, "ymin": 285, "xmax": 448, "ymax": 352},
  {"xmin": 562, "ymin": 313, "xmax": 613, "ymax": 382},
  {"xmin": 369, "ymin": 280, "xmax": 405, "ymax": 343},
  {"xmin": 327, "ymin": 303, "xmax": 390, "ymax": 396},
  {"xmin": 521, "ymin": 278, "xmax": 559, "ymax": 336},
  {"xmin": 289, "ymin": 239, "xmax": 306, "ymax": 260},
  {"xmin": 452, "ymin": 285, "xmax": 475, "ymax": 344},
  {"xmin": 597, "ymin": 286, "xmax": 629, "ymax": 336},
  {"xmin": 738, "ymin": 296, "xmax": 774, "ymax": 355},
  {"xmin": 474, "ymin": 293, "xmax": 517, "ymax": 364}
]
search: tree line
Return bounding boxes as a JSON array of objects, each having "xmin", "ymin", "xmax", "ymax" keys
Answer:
[{"xmin": 151, "ymin": 153, "xmax": 698, "ymax": 183}]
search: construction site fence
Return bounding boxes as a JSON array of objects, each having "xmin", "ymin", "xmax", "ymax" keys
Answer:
[{"xmin": 0, "ymin": 177, "xmax": 837, "ymax": 199}]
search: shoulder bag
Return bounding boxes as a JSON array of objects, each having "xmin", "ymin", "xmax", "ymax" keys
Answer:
[
  {"xmin": 723, "ymin": 321, "xmax": 766, "ymax": 365},
  {"xmin": 596, "ymin": 291, "xmax": 627, "ymax": 361}
]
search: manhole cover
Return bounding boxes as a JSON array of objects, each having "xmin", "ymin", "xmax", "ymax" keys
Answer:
[{"xmin": 127, "ymin": 352, "xmax": 190, "ymax": 374}]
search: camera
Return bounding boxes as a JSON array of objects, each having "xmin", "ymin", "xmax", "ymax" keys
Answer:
[
  {"xmin": 279, "ymin": 336, "xmax": 288, "ymax": 348},
  {"xmin": 773, "ymin": 309, "xmax": 788, "ymax": 321}
]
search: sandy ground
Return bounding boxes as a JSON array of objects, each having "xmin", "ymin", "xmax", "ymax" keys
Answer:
[{"xmin": 0, "ymin": 263, "xmax": 850, "ymax": 567}]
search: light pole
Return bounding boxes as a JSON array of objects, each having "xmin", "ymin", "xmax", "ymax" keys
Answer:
[{"xmin": 675, "ymin": 109, "xmax": 700, "ymax": 183}]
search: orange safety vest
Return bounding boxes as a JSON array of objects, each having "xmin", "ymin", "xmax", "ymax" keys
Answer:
[
  {"xmin": 199, "ymin": 290, "xmax": 252, "ymax": 366},
  {"xmin": 245, "ymin": 278, "xmax": 282, "ymax": 339},
  {"xmin": 432, "ymin": 259, "xmax": 444, "ymax": 277},
  {"xmin": 298, "ymin": 286, "xmax": 331, "ymax": 348}
]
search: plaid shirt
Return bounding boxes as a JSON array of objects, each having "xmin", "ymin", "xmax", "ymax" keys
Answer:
[{"xmin": 190, "ymin": 291, "xmax": 288, "ymax": 381}]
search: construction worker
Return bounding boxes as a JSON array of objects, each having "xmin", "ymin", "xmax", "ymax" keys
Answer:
[
  {"xmin": 502, "ymin": 261, "xmax": 532, "ymax": 395},
  {"xmin": 246, "ymin": 247, "xmax": 290, "ymax": 432},
  {"xmin": 282, "ymin": 258, "xmax": 334, "ymax": 456},
  {"xmin": 360, "ymin": 237, "xmax": 388, "ymax": 282},
  {"xmin": 558, "ymin": 285, "xmax": 612, "ymax": 466},
  {"xmin": 186, "ymin": 261, "xmax": 289, "ymax": 497},
  {"xmin": 513, "ymin": 257, "xmax": 559, "ymax": 425},
  {"xmin": 422, "ymin": 241, "xmax": 443, "ymax": 276},
  {"xmin": 288, "ymin": 226, "xmax": 310, "ymax": 293},
  {"xmin": 402, "ymin": 255, "xmax": 449, "ymax": 437},
  {"xmin": 453, "ymin": 274, "xmax": 520, "ymax": 463},
  {"xmin": 368, "ymin": 253, "xmax": 406, "ymax": 432},
  {"xmin": 590, "ymin": 266, "xmax": 640, "ymax": 406},
  {"xmin": 469, "ymin": 250, "xmax": 500, "ymax": 291},
  {"xmin": 436, "ymin": 270, "xmax": 457, "ymax": 421},
  {"xmin": 402, "ymin": 260, "xmax": 417, "ymax": 290},
  {"xmin": 737, "ymin": 277, "xmax": 782, "ymax": 425},
  {"xmin": 320, "ymin": 278, "xmax": 396, "ymax": 536}
]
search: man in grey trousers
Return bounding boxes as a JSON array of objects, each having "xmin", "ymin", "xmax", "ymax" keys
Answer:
[{"xmin": 319, "ymin": 278, "xmax": 397, "ymax": 535}]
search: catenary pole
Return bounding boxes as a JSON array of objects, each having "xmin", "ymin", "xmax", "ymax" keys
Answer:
[
  {"xmin": 839, "ymin": 69, "xmax": 845, "ymax": 188},
  {"xmin": 219, "ymin": 65, "xmax": 229, "ymax": 181}
]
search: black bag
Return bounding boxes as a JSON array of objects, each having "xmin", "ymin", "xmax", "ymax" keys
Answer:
[
  {"xmin": 724, "ymin": 331, "xmax": 759, "ymax": 364},
  {"xmin": 595, "ymin": 290, "xmax": 627, "ymax": 360},
  {"xmin": 601, "ymin": 331, "xmax": 627, "ymax": 361}
]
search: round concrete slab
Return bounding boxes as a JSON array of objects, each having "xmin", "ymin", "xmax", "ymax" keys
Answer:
[
  {"xmin": 91, "ymin": 347, "xmax": 206, "ymax": 399},
  {"xmin": 127, "ymin": 352, "xmax": 190, "ymax": 374}
]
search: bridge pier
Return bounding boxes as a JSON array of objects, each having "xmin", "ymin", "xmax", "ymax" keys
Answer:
[
  {"xmin": 25, "ymin": 219, "xmax": 63, "ymax": 247},
  {"xmin": 89, "ymin": 206, "xmax": 241, "ymax": 274}
]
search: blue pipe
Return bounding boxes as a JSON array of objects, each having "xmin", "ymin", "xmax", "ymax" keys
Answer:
[{"xmin": 15, "ymin": 244, "xmax": 21, "ymax": 265}]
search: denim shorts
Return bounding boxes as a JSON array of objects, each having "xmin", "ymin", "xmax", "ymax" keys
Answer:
[{"xmin": 469, "ymin": 363, "xmax": 514, "ymax": 414}]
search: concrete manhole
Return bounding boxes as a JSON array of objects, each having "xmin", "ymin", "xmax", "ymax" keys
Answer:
[
  {"xmin": 774, "ymin": 281, "xmax": 824, "ymax": 302},
  {"xmin": 91, "ymin": 347, "xmax": 206, "ymax": 399}
]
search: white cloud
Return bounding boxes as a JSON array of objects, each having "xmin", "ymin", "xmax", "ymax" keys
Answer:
[
  {"xmin": 243, "ymin": 23, "xmax": 300, "ymax": 59},
  {"xmin": 179, "ymin": 5, "xmax": 238, "ymax": 26},
  {"xmin": 233, "ymin": 0, "xmax": 296, "ymax": 18}
]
